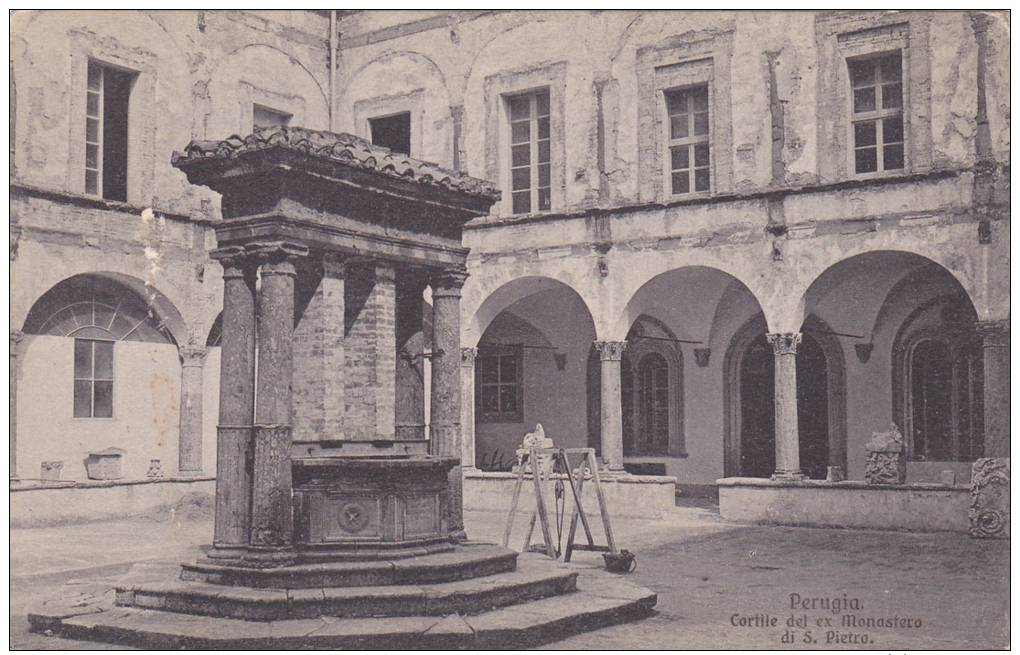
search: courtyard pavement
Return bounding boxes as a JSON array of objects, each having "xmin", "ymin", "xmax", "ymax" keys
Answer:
[{"xmin": 10, "ymin": 499, "xmax": 1010, "ymax": 650}]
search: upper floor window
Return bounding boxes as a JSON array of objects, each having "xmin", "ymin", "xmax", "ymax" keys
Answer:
[
  {"xmin": 664, "ymin": 85, "xmax": 710, "ymax": 195},
  {"xmin": 476, "ymin": 344, "xmax": 523, "ymax": 423},
  {"xmin": 507, "ymin": 90, "xmax": 551, "ymax": 214},
  {"xmin": 74, "ymin": 338, "xmax": 114, "ymax": 418},
  {"xmin": 85, "ymin": 61, "xmax": 135, "ymax": 201},
  {"xmin": 849, "ymin": 52, "xmax": 904, "ymax": 175},
  {"xmin": 369, "ymin": 112, "xmax": 411, "ymax": 155},
  {"xmin": 253, "ymin": 104, "xmax": 292, "ymax": 129}
]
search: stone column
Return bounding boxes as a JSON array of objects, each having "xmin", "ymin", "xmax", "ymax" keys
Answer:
[
  {"xmin": 10, "ymin": 329, "xmax": 23, "ymax": 481},
  {"xmin": 976, "ymin": 320, "xmax": 1009, "ymax": 458},
  {"xmin": 767, "ymin": 332, "xmax": 804, "ymax": 480},
  {"xmin": 177, "ymin": 344, "xmax": 207, "ymax": 474},
  {"xmin": 250, "ymin": 242, "xmax": 305, "ymax": 551},
  {"xmin": 210, "ymin": 247, "xmax": 257, "ymax": 549},
  {"xmin": 430, "ymin": 265, "xmax": 468, "ymax": 538},
  {"xmin": 594, "ymin": 340, "xmax": 627, "ymax": 471},
  {"xmin": 395, "ymin": 270, "xmax": 428, "ymax": 442},
  {"xmin": 460, "ymin": 347, "xmax": 478, "ymax": 470}
]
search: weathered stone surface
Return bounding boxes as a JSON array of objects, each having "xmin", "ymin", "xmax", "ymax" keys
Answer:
[
  {"xmin": 865, "ymin": 426, "xmax": 906, "ymax": 485},
  {"xmin": 970, "ymin": 457, "xmax": 1010, "ymax": 539}
]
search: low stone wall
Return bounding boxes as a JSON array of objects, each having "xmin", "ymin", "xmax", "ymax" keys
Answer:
[
  {"xmin": 717, "ymin": 477, "xmax": 970, "ymax": 533},
  {"xmin": 10, "ymin": 476, "xmax": 215, "ymax": 527},
  {"xmin": 464, "ymin": 470, "xmax": 677, "ymax": 519}
]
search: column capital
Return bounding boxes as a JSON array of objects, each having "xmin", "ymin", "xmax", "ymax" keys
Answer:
[
  {"xmin": 431, "ymin": 265, "xmax": 469, "ymax": 295},
  {"xmin": 10, "ymin": 329, "xmax": 24, "ymax": 349},
  {"xmin": 976, "ymin": 319, "xmax": 1009, "ymax": 345},
  {"xmin": 460, "ymin": 347, "xmax": 478, "ymax": 367},
  {"xmin": 211, "ymin": 245, "xmax": 255, "ymax": 278},
  {"xmin": 179, "ymin": 344, "xmax": 208, "ymax": 367},
  {"xmin": 594, "ymin": 340, "xmax": 627, "ymax": 361},
  {"xmin": 321, "ymin": 251, "xmax": 347, "ymax": 276},
  {"xmin": 766, "ymin": 332, "xmax": 801, "ymax": 355},
  {"xmin": 248, "ymin": 240, "xmax": 309, "ymax": 275}
]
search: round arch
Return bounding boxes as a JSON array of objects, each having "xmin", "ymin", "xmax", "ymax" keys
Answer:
[
  {"xmin": 613, "ymin": 264, "xmax": 768, "ymax": 343},
  {"xmin": 21, "ymin": 272, "xmax": 187, "ymax": 347},
  {"xmin": 466, "ymin": 275, "xmax": 598, "ymax": 348}
]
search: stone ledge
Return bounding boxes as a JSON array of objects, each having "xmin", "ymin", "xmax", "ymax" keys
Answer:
[
  {"xmin": 716, "ymin": 476, "xmax": 967, "ymax": 491},
  {"xmin": 11, "ymin": 475, "xmax": 215, "ymax": 492},
  {"xmin": 718, "ymin": 476, "xmax": 970, "ymax": 533},
  {"xmin": 464, "ymin": 472, "xmax": 677, "ymax": 519}
]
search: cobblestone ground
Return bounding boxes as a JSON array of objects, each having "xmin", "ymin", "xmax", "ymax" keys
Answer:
[{"xmin": 10, "ymin": 501, "xmax": 1009, "ymax": 650}]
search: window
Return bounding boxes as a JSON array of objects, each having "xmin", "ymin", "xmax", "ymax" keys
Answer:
[
  {"xmin": 639, "ymin": 354, "xmax": 670, "ymax": 453},
  {"xmin": 369, "ymin": 112, "xmax": 411, "ymax": 155},
  {"xmin": 909, "ymin": 337, "xmax": 983, "ymax": 461},
  {"xmin": 665, "ymin": 85, "xmax": 710, "ymax": 194},
  {"xmin": 85, "ymin": 61, "xmax": 135, "ymax": 201},
  {"xmin": 253, "ymin": 104, "xmax": 292, "ymax": 129},
  {"xmin": 74, "ymin": 338, "xmax": 114, "ymax": 418},
  {"xmin": 507, "ymin": 90, "xmax": 551, "ymax": 214},
  {"xmin": 476, "ymin": 344, "xmax": 523, "ymax": 423},
  {"xmin": 848, "ymin": 52, "xmax": 904, "ymax": 174}
]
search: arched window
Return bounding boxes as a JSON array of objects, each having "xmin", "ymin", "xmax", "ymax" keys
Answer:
[
  {"xmin": 895, "ymin": 296, "xmax": 984, "ymax": 462},
  {"xmin": 638, "ymin": 353, "xmax": 669, "ymax": 454},
  {"xmin": 621, "ymin": 316, "xmax": 684, "ymax": 457},
  {"xmin": 23, "ymin": 275, "xmax": 175, "ymax": 418}
]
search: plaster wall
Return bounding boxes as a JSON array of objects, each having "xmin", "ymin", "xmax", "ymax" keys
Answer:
[{"xmin": 17, "ymin": 335, "xmax": 183, "ymax": 481}]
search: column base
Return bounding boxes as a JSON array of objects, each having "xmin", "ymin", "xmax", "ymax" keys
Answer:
[{"xmin": 771, "ymin": 470, "xmax": 806, "ymax": 482}]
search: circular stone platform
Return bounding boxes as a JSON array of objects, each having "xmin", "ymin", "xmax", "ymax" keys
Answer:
[{"xmin": 28, "ymin": 547, "xmax": 657, "ymax": 649}]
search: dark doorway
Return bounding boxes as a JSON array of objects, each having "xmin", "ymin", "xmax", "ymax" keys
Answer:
[
  {"xmin": 739, "ymin": 336, "xmax": 775, "ymax": 477},
  {"xmin": 738, "ymin": 333, "xmax": 830, "ymax": 479},
  {"xmin": 797, "ymin": 334, "xmax": 830, "ymax": 479}
]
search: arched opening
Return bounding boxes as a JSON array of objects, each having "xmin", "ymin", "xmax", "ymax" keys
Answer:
[
  {"xmin": 18, "ymin": 273, "xmax": 186, "ymax": 480},
  {"xmin": 893, "ymin": 294, "xmax": 984, "ymax": 462},
  {"xmin": 729, "ymin": 327, "xmax": 832, "ymax": 479},
  {"xmin": 799, "ymin": 250, "xmax": 983, "ymax": 481},
  {"xmin": 470, "ymin": 277, "xmax": 597, "ymax": 470}
]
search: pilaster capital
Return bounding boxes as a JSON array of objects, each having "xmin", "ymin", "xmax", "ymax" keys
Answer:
[
  {"xmin": 179, "ymin": 344, "xmax": 208, "ymax": 367},
  {"xmin": 594, "ymin": 340, "xmax": 627, "ymax": 361},
  {"xmin": 766, "ymin": 332, "xmax": 801, "ymax": 355},
  {"xmin": 460, "ymin": 347, "xmax": 479, "ymax": 367},
  {"xmin": 976, "ymin": 319, "xmax": 1009, "ymax": 346},
  {"xmin": 10, "ymin": 329, "xmax": 24, "ymax": 353},
  {"xmin": 431, "ymin": 265, "xmax": 469, "ymax": 296}
]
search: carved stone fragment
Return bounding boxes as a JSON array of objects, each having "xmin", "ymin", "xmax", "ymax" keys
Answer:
[
  {"xmin": 864, "ymin": 426, "xmax": 905, "ymax": 485},
  {"xmin": 970, "ymin": 457, "xmax": 1010, "ymax": 539}
]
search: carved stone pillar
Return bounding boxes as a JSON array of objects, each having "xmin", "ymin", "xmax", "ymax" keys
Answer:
[
  {"xmin": 767, "ymin": 332, "xmax": 804, "ymax": 480},
  {"xmin": 177, "ymin": 344, "xmax": 207, "ymax": 474},
  {"xmin": 976, "ymin": 320, "xmax": 1009, "ymax": 458},
  {"xmin": 595, "ymin": 340, "xmax": 627, "ymax": 471},
  {"xmin": 250, "ymin": 242, "xmax": 305, "ymax": 551},
  {"xmin": 10, "ymin": 329, "xmax": 23, "ymax": 481},
  {"xmin": 460, "ymin": 347, "xmax": 478, "ymax": 470},
  {"xmin": 210, "ymin": 248, "xmax": 256, "ymax": 549},
  {"xmin": 430, "ymin": 265, "xmax": 468, "ymax": 537}
]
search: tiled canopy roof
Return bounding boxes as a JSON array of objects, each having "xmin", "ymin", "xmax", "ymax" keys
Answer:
[{"xmin": 172, "ymin": 125, "xmax": 500, "ymax": 202}]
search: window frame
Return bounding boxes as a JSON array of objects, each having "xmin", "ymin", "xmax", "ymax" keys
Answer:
[
  {"xmin": 475, "ymin": 344, "xmax": 524, "ymax": 424},
  {"xmin": 368, "ymin": 110, "xmax": 413, "ymax": 156},
  {"xmin": 73, "ymin": 337, "xmax": 115, "ymax": 419},
  {"xmin": 252, "ymin": 103, "xmax": 293, "ymax": 130},
  {"xmin": 847, "ymin": 50, "xmax": 906, "ymax": 177},
  {"xmin": 84, "ymin": 59, "xmax": 135, "ymax": 200},
  {"xmin": 662, "ymin": 84, "xmax": 713, "ymax": 196},
  {"xmin": 504, "ymin": 88, "xmax": 552, "ymax": 215}
]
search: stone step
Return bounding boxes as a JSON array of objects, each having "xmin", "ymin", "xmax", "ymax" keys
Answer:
[
  {"xmin": 180, "ymin": 543, "xmax": 517, "ymax": 588},
  {"xmin": 29, "ymin": 563, "xmax": 656, "ymax": 649},
  {"xmin": 116, "ymin": 557, "xmax": 577, "ymax": 621}
]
